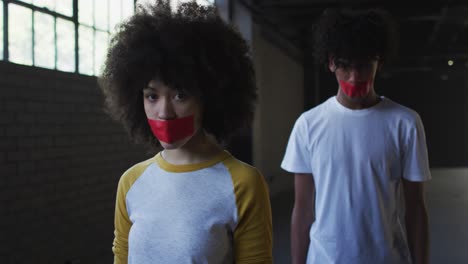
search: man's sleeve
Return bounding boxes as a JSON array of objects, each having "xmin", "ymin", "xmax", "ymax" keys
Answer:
[
  {"xmin": 281, "ymin": 114, "xmax": 312, "ymax": 173},
  {"xmin": 113, "ymin": 176, "xmax": 132, "ymax": 264},
  {"xmin": 401, "ymin": 114, "xmax": 431, "ymax": 182}
]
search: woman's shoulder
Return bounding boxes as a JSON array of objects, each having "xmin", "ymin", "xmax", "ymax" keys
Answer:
[
  {"xmin": 118, "ymin": 155, "xmax": 158, "ymax": 189},
  {"xmin": 222, "ymin": 155, "xmax": 267, "ymax": 190}
]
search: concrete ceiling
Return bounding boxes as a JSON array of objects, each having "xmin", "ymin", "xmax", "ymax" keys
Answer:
[{"xmin": 241, "ymin": 0, "xmax": 468, "ymax": 71}]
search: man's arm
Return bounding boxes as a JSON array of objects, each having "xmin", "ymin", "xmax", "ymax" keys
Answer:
[
  {"xmin": 291, "ymin": 173, "xmax": 315, "ymax": 264},
  {"xmin": 402, "ymin": 179, "xmax": 429, "ymax": 264}
]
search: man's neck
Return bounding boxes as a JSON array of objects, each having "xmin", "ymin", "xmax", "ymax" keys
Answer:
[{"xmin": 336, "ymin": 89, "xmax": 381, "ymax": 110}]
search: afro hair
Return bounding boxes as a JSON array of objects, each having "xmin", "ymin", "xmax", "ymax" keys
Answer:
[
  {"xmin": 313, "ymin": 8, "xmax": 399, "ymax": 68},
  {"xmin": 99, "ymin": 0, "xmax": 257, "ymax": 149}
]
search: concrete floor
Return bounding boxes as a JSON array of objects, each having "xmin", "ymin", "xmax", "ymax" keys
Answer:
[{"xmin": 270, "ymin": 168, "xmax": 468, "ymax": 264}]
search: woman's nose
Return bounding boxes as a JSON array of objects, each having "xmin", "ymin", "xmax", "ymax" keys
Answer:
[{"xmin": 157, "ymin": 97, "xmax": 176, "ymax": 119}]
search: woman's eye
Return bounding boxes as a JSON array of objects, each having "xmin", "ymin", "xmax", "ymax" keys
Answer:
[
  {"xmin": 146, "ymin": 94, "xmax": 158, "ymax": 101},
  {"xmin": 174, "ymin": 92, "xmax": 188, "ymax": 101}
]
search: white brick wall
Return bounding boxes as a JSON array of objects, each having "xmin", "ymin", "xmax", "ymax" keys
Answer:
[{"xmin": 0, "ymin": 61, "xmax": 150, "ymax": 264}]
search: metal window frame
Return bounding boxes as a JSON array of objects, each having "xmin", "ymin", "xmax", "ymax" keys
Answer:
[
  {"xmin": 1, "ymin": 0, "xmax": 137, "ymax": 75},
  {"xmin": 3, "ymin": 0, "xmax": 8, "ymax": 60}
]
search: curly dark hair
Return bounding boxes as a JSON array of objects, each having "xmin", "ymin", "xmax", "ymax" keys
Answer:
[
  {"xmin": 313, "ymin": 8, "xmax": 398, "ymax": 68},
  {"xmin": 98, "ymin": 0, "xmax": 257, "ymax": 149}
]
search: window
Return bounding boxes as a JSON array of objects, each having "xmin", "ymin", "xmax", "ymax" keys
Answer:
[
  {"xmin": 171, "ymin": 0, "xmax": 214, "ymax": 8},
  {"xmin": 1, "ymin": 0, "xmax": 135, "ymax": 75},
  {"xmin": 137, "ymin": 0, "xmax": 214, "ymax": 10},
  {"xmin": 78, "ymin": 0, "xmax": 135, "ymax": 75},
  {"xmin": 9, "ymin": 3, "xmax": 33, "ymax": 66},
  {"xmin": 1, "ymin": 0, "xmax": 214, "ymax": 75}
]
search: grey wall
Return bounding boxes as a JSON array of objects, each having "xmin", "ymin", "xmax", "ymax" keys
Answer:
[
  {"xmin": 0, "ymin": 62, "xmax": 149, "ymax": 263},
  {"xmin": 252, "ymin": 24, "xmax": 304, "ymax": 197}
]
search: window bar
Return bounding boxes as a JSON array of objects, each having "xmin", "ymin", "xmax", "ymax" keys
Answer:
[
  {"xmin": 9, "ymin": 0, "xmax": 72, "ymax": 21},
  {"xmin": 32, "ymin": 10, "xmax": 35, "ymax": 65},
  {"xmin": 54, "ymin": 16, "xmax": 57, "ymax": 69},
  {"xmin": 92, "ymin": 0, "xmax": 95, "ymax": 75},
  {"xmin": 4, "ymin": 0, "xmax": 8, "ymax": 60},
  {"xmin": 74, "ymin": 0, "xmax": 78, "ymax": 73}
]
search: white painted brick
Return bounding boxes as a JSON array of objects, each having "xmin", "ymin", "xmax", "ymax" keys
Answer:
[
  {"xmin": 0, "ymin": 164, "xmax": 17, "ymax": 176},
  {"xmin": 0, "ymin": 113, "xmax": 15, "ymax": 124},
  {"xmin": 0, "ymin": 62, "xmax": 148, "ymax": 263},
  {"xmin": 35, "ymin": 137, "xmax": 53, "ymax": 148},
  {"xmin": 0, "ymin": 140, "xmax": 17, "ymax": 151},
  {"xmin": 26, "ymin": 102, "xmax": 46, "ymax": 112},
  {"xmin": 16, "ymin": 113, "xmax": 35, "ymax": 124},
  {"xmin": 0, "ymin": 188, "xmax": 16, "ymax": 201},
  {"xmin": 17, "ymin": 137, "xmax": 35, "ymax": 149},
  {"xmin": 5, "ymin": 125, "xmax": 28, "ymax": 137},
  {"xmin": 5, "ymin": 101, "xmax": 24, "ymax": 111},
  {"xmin": 18, "ymin": 161, "xmax": 35, "ymax": 175}
]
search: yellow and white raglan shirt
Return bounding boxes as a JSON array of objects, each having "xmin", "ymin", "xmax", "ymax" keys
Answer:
[{"xmin": 112, "ymin": 150, "xmax": 273, "ymax": 264}]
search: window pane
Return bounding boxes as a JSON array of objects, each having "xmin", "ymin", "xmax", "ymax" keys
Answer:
[
  {"xmin": 33, "ymin": 0, "xmax": 56, "ymax": 12},
  {"xmin": 94, "ymin": 30, "xmax": 108, "ymax": 75},
  {"xmin": 122, "ymin": 0, "xmax": 134, "ymax": 21},
  {"xmin": 55, "ymin": 0, "xmax": 72, "ymax": 17},
  {"xmin": 79, "ymin": 0, "xmax": 93, "ymax": 26},
  {"xmin": 170, "ymin": 0, "xmax": 178, "ymax": 10},
  {"xmin": 137, "ymin": 0, "xmax": 155, "ymax": 7},
  {"xmin": 79, "ymin": 25, "xmax": 93, "ymax": 75},
  {"xmin": 94, "ymin": 0, "xmax": 108, "ymax": 30},
  {"xmin": 56, "ymin": 18, "xmax": 75, "ymax": 72},
  {"xmin": 109, "ymin": 0, "xmax": 122, "ymax": 32},
  {"xmin": 179, "ymin": 0, "xmax": 213, "ymax": 7},
  {"xmin": 0, "ymin": 2, "xmax": 3, "ymax": 60},
  {"xmin": 137, "ymin": 0, "xmax": 167, "ymax": 10},
  {"xmin": 9, "ymin": 4, "xmax": 33, "ymax": 65},
  {"xmin": 34, "ymin": 11, "xmax": 54, "ymax": 69}
]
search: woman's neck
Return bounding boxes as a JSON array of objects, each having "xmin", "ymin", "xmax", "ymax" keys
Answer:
[{"xmin": 162, "ymin": 131, "xmax": 222, "ymax": 165}]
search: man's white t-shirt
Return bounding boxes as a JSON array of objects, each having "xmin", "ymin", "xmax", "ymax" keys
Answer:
[{"xmin": 281, "ymin": 96, "xmax": 431, "ymax": 264}]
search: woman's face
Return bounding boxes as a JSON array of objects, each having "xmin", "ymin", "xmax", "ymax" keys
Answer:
[{"xmin": 143, "ymin": 79, "xmax": 203, "ymax": 150}]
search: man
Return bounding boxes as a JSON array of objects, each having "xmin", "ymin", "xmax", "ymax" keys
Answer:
[{"xmin": 281, "ymin": 8, "xmax": 431, "ymax": 264}]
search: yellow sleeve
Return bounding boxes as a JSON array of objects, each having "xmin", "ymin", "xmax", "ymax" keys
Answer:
[
  {"xmin": 227, "ymin": 159, "xmax": 273, "ymax": 264},
  {"xmin": 112, "ymin": 174, "xmax": 132, "ymax": 264},
  {"xmin": 112, "ymin": 159, "xmax": 154, "ymax": 264}
]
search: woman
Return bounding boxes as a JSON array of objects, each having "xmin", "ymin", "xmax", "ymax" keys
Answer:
[{"xmin": 99, "ymin": 1, "xmax": 273, "ymax": 263}]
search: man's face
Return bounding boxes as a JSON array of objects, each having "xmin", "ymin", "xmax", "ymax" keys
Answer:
[
  {"xmin": 329, "ymin": 57, "xmax": 380, "ymax": 98},
  {"xmin": 329, "ymin": 58, "xmax": 380, "ymax": 83}
]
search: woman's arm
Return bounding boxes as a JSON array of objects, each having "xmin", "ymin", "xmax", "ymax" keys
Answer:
[
  {"xmin": 232, "ymin": 169, "xmax": 273, "ymax": 264},
  {"xmin": 113, "ymin": 177, "xmax": 132, "ymax": 264}
]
